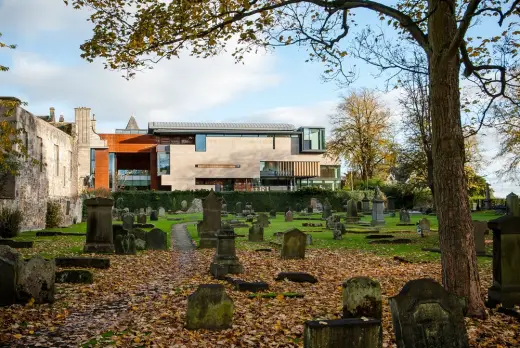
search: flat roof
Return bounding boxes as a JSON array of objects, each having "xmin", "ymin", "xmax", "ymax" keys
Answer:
[{"xmin": 148, "ymin": 122, "xmax": 298, "ymax": 134}]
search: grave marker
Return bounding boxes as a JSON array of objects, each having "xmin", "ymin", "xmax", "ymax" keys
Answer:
[
  {"xmin": 342, "ymin": 277, "xmax": 382, "ymax": 320},
  {"xmin": 199, "ymin": 191, "xmax": 222, "ymax": 248},
  {"xmin": 186, "ymin": 284, "xmax": 233, "ymax": 330},
  {"xmin": 84, "ymin": 198, "xmax": 115, "ymax": 253},
  {"xmin": 146, "ymin": 228, "xmax": 167, "ymax": 250},
  {"xmin": 248, "ymin": 224, "xmax": 264, "ymax": 242},
  {"xmin": 281, "ymin": 228, "xmax": 306, "ymax": 259}
]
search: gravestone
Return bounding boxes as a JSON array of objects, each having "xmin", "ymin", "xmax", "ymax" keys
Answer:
[
  {"xmin": 199, "ymin": 191, "xmax": 222, "ymax": 248},
  {"xmin": 310, "ymin": 197, "xmax": 319, "ymax": 209},
  {"xmin": 371, "ymin": 187, "xmax": 385, "ymax": 226},
  {"xmin": 487, "ymin": 215, "xmax": 520, "ymax": 308},
  {"xmin": 256, "ymin": 213, "xmax": 270, "ymax": 228},
  {"xmin": 140, "ymin": 208, "xmax": 145, "ymax": 214},
  {"xmin": 346, "ymin": 199, "xmax": 360, "ymax": 223},
  {"xmin": 221, "ymin": 203, "xmax": 228, "ymax": 214},
  {"xmin": 248, "ymin": 224, "xmax": 264, "ymax": 242},
  {"xmin": 137, "ymin": 213, "xmax": 146, "ymax": 224},
  {"xmin": 285, "ymin": 210, "xmax": 293, "ymax": 222},
  {"xmin": 122, "ymin": 213, "xmax": 134, "ymax": 231},
  {"xmin": 304, "ymin": 319, "xmax": 382, "ymax": 348},
  {"xmin": 483, "ymin": 183, "xmax": 491, "ymax": 210},
  {"xmin": 356, "ymin": 200, "xmax": 362, "ymax": 212},
  {"xmin": 158, "ymin": 207, "xmax": 166, "ymax": 217},
  {"xmin": 387, "ymin": 196, "xmax": 395, "ymax": 211},
  {"xmin": 322, "ymin": 198, "xmax": 332, "ymax": 219},
  {"xmin": 281, "ymin": 228, "xmax": 306, "ymax": 259},
  {"xmin": 150, "ymin": 210, "xmax": 159, "ymax": 221},
  {"xmin": 398, "ymin": 209, "xmax": 411, "ymax": 224},
  {"xmin": 114, "ymin": 231, "xmax": 137, "ymax": 255},
  {"xmin": 181, "ymin": 200, "xmax": 188, "ymax": 211},
  {"xmin": 210, "ymin": 224, "xmax": 243, "ymax": 279},
  {"xmin": 186, "ymin": 284, "xmax": 233, "ymax": 330},
  {"xmin": 306, "ymin": 234, "xmax": 313, "ymax": 245},
  {"xmin": 333, "ymin": 225, "xmax": 343, "ymax": 240},
  {"xmin": 389, "ymin": 278, "xmax": 469, "ymax": 348},
  {"xmin": 146, "ymin": 207, "xmax": 153, "ymax": 215},
  {"xmin": 307, "ymin": 205, "xmax": 313, "ymax": 214},
  {"xmin": 235, "ymin": 201, "xmax": 243, "ymax": 215},
  {"xmin": 362, "ymin": 192, "xmax": 370, "ymax": 213},
  {"xmin": 18, "ymin": 255, "xmax": 55, "ymax": 304},
  {"xmin": 0, "ymin": 246, "xmax": 21, "ymax": 306},
  {"xmin": 269, "ymin": 209, "xmax": 277, "ymax": 218},
  {"xmin": 84, "ymin": 198, "xmax": 115, "ymax": 253},
  {"xmin": 342, "ymin": 277, "xmax": 382, "ymax": 320},
  {"xmin": 418, "ymin": 218, "xmax": 431, "ymax": 233},
  {"xmin": 472, "ymin": 220, "xmax": 487, "ymax": 256},
  {"xmin": 187, "ymin": 198, "xmax": 204, "ymax": 213},
  {"xmin": 506, "ymin": 192, "xmax": 519, "ymax": 216},
  {"xmin": 146, "ymin": 228, "xmax": 167, "ymax": 250}
]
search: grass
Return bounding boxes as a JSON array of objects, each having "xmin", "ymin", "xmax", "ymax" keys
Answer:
[{"xmin": 13, "ymin": 210, "xmax": 498, "ymax": 263}]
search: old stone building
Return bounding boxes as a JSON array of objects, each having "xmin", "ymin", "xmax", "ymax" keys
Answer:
[{"xmin": 0, "ymin": 98, "xmax": 83, "ymax": 230}]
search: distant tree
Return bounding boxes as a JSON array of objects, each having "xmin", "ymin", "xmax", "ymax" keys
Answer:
[
  {"xmin": 327, "ymin": 89, "xmax": 397, "ymax": 182},
  {"xmin": 493, "ymin": 95, "xmax": 520, "ymax": 183}
]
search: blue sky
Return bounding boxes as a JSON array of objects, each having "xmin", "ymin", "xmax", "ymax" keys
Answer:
[{"xmin": 0, "ymin": 0, "xmax": 517, "ymax": 196}]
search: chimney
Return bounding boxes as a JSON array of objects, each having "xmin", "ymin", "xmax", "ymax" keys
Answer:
[
  {"xmin": 50, "ymin": 107, "xmax": 55, "ymax": 122},
  {"xmin": 91, "ymin": 113, "xmax": 96, "ymax": 132},
  {"xmin": 59, "ymin": 114, "xmax": 64, "ymax": 122}
]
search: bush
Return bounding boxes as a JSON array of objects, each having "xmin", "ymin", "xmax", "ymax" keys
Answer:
[
  {"xmin": 0, "ymin": 207, "xmax": 23, "ymax": 238},
  {"xmin": 46, "ymin": 201, "xmax": 63, "ymax": 228}
]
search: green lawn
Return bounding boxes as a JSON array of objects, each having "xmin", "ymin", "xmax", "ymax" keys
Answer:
[{"xmin": 14, "ymin": 210, "xmax": 498, "ymax": 262}]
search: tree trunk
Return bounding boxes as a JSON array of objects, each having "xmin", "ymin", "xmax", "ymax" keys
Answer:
[
  {"xmin": 426, "ymin": 150, "xmax": 434, "ymax": 198},
  {"xmin": 428, "ymin": 0, "xmax": 485, "ymax": 317}
]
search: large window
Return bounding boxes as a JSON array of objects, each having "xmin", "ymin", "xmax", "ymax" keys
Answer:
[
  {"xmin": 320, "ymin": 165, "xmax": 340, "ymax": 179},
  {"xmin": 195, "ymin": 134, "xmax": 206, "ymax": 152},
  {"xmin": 90, "ymin": 148, "xmax": 96, "ymax": 175},
  {"xmin": 302, "ymin": 128, "xmax": 326, "ymax": 151},
  {"xmin": 158, "ymin": 152, "xmax": 170, "ymax": 175}
]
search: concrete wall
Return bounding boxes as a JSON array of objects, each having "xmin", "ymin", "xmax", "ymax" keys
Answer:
[
  {"xmin": 0, "ymin": 105, "xmax": 82, "ymax": 230},
  {"xmin": 160, "ymin": 136, "xmax": 337, "ymax": 190}
]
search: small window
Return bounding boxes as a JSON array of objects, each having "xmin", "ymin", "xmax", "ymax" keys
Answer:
[
  {"xmin": 158, "ymin": 152, "xmax": 170, "ymax": 175},
  {"xmin": 54, "ymin": 145, "xmax": 59, "ymax": 176},
  {"xmin": 195, "ymin": 134, "xmax": 206, "ymax": 152},
  {"xmin": 90, "ymin": 149, "xmax": 96, "ymax": 175}
]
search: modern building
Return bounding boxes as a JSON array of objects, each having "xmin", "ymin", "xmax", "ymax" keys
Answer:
[{"xmin": 87, "ymin": 117, "xmax": 341, "ymax": 191}]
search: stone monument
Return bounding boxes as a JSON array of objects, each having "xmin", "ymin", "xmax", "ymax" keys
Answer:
[
  {"xmin": 371, "ymin": 187, "xmax": 385, "ymax": 226},
  {"xmin": 84, "ymin": 198, "xmax": 115, "ymax": 253},
  {"xmin": 281, "ymin": 228, "xmax": 306, "ymax": 259},
  {"xmin": 199, "ymin": 191, "xmax": 222, "ymax": 248},
  {"xmin": 346, "ymin": 199, "xmax": 360, "ymax": 223},
  {"xmin": 210, "ymin": 224, "xmax": 244, "ymax": 279}
]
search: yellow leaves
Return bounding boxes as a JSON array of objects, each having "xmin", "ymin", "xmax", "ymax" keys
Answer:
[
  {"xmin": 275, "ymin": 294, "xmax": 285, "ymax": 301},
  {"xmin": 25, "ymin": 298, "xmax": 35, "ymax": 307},
  {"xmin": 13, "ymin": 334, "xmax": 22, "ymax": 339},
  {"xmin": 133, "ymin": 336, "xmax": 141, "ymax": 344}
]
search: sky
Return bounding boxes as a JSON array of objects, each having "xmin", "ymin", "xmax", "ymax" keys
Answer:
[{"xmin": 0, "ymin": 0, "xmax": 517, "ymax": 197}]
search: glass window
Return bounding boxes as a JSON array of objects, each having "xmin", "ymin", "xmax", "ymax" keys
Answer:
[
  {"xmin": 90, "ymin": 148, "xmax": 96, "ymax": 175},
  {"xmin": 302, "ymin": 128, "xmax": 325, "ymax": 151},
  {"xmin": 158, "ymin": 152, "xmax": 170, "ymax": 175},
  {"xmin": 320, "ymin": 165, "xmax": 340, "ymax": 178},
  {"xmin": 195, "ymin": 134, "xmax": 206, "ymax": 152}
]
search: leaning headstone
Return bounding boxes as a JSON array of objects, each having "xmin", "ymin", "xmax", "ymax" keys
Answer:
[
  {"xmin": 0, "ymin": 246, "xmax": 21, "ymax": 306},
  {"xmin": 487, "ymin": 215, "xmax": 520, "ymax": 308},
  {"xmin": 17, "ymin": 255, "xmax": 55, "ymax": 304},
  {"xmin": 150, "ymin": 210, "xmax": 159, "ymax": 221},
  {"xmin": 187, "ymin": 198, "xmax": 204, "ymax": 213},
  {"xmin": 122, "ymin": 213, "xmax": 134, "ymax": 231},
  {"xmin": 210, "ymin": 224, "xmax": 244, "ymax": 279},
  {"xmin": 186, "ymin": 284, "xmax": 233, "ymax": 330},
  {"xmin": 146, "ymin": 228, "xmax": 167, "ymax": 250},
  {"xmin": 281, "ymin": 228, "xmax": 306, "ymax": 259},
  {"xmin": 137, "ymin": 213, "xmax": 146, "ymax": 224},
  {"xmin": 248, "ymin": 224, "xmax": 264, "ymax": 242},
  {"xmin": 256, "ymin": 213, "xmax": 270, "ymax": 228},
  {"xmin": 362, "ymin": 192, "xmax": 370, "ymax": 213},
  {"xmin": 322, "ymin": 198, "xmax": 332, "ymax": 219},
  {"xmin": 506, "ymin": 192, "xmax": 519, "ymax": 216},
  {"xmin": 285, "ymin": 210, "xmax": 293, "ymax": 222},
  {"xmin": 158, "ymin": 207, "xmax": 166, "ymax": 217},
  {"xmin": 398, "ymin": 209, "xmax": 412, "ymax": 225},
  {"xmin": 371, "ymin": 187, "xmax": 385, "ymax": 226},
  {"xmin": 304, "ymin": 318, "xmax": 382, "ymax": 348},
  {"xmin": 342, "ymin": 277, "xmax": 382, "ymax": 320},
  {"xmin": 472, "ymin": 220, "xmax": 487, "ymax": 256},
  {"xmin": 346, "ymin": 199, "xmax": 360, "ymax": 223},
  {"xmin": 389, "ymin": 278, "xmax": 469, "ymax": 348},
  {"xmin": 199, "ymin": 191, "xmax": 222, "ymax": 248},
  {"xmin": 84, "ymin": 198, "xmax": 115, "ymax": 253},
  {"xmin": 418, "ymin": 218, "xmax": 431, "ymax": 233}
]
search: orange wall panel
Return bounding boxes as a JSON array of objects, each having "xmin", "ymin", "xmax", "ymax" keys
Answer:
[
  {"xmin": 95, "ymin": 149, "xmax": 109, "ymax": 190},
  {"xmin": 100, "ymin": 134, "xmax": 157, "ymax": 153}
]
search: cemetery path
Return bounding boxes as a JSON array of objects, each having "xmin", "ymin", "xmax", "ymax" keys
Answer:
[{"xmin": 170, "ymin": 223, "xmax": 196, "ymax": 251}]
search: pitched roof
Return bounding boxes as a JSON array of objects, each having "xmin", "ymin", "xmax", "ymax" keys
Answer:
[
  {"xmin": 126, "ymin": 116, "xmax": 139, "ymax": 130},
  {"xmin": 148, "ymin": 122, "xmax": 296, "ymax": 132}
]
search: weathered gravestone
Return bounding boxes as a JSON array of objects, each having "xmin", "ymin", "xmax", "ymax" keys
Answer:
[
  {"xmin": 0, "ymin": 246, "xmax": 21, "ymax": 306},
  {"xmin": 342, "ymin": 276, "xmax": 382, "ymax": 320},
  {"xmin": 256, "ymin": 213, "xmax": 270, "ymax": 228},
  {"xmin": 285, "ymin": 210, "xmax": 293, "ymax": 222},
  {"xmin": 122, "ymin": 213, "xmax": 134, "ymax": 231},
  {"xmin": 55, "ymin": 270, "xmax": 93, "ymax": 284},
  {"xmin": 146, "ymin": 207, "xmax": 153, "ymax": 215},
  {"xmin": 186, "ymin": 284, "xmax": 233, "ymax": 330},
  {"xmin": 483, "ymin": 183, "xmax": 492, "ymax": 210},
  {"xmin": 306, "ymin": 234, "xmax": 313, "ymax": 245},
  {"xmin": 487, "ymin": 215, "xmax": 520, "ymax": 308},
  {"xmin": 418, "ymin": 218, "xmax": 431, "ymax": 233},
  {"xmin": 346, "ymin": 199, "xmax": 360, "ymax": 223},
  {"xmin": 235, "ymin": 201, "xmax": 243, "ymax": 215},
  {"xmin": 181, "ymin": 200, "xmax": 188, "ymax": 211},
  {"xmin": 198, "ymin": 191, "xmax": 222, "ymax": 248},
  {"xmin": 281, "ymin": 228, "xmax": 306, "ymax": 259},
  {"xmin": 137, "ymin": 213, "xmax": 146, "ymax": 224},
  {"xmin": 333, "ymin": 225, "xmax": 343, "ymax": 240},
  {"xmin": 248, "ymin": 224, "xmax": 264, "ymax": 242},
  {"xmin": 270, "ymin": 209, "xmax": 277, "ymax": 217},
  {"xmin": 356, "ymin": 200, "xmax": 362, "ymax": 212},
  {"xmin": 386, "ymin": 196, "xmax": 395, "ymax": 211},
  {"xmin": 362, "ymin": 192, "xmax": 370, "ymax": 213},
  {"xmin": 146, "ymin": 228, "xmax": 167, "ymax": 250},
  {"xmin": 398, "ymin": 209, "xmax": 412, "ymax": 225},
  {"xmin": 371, "ymin": 187, "xmax": 385, "ymax": 226},
  {"xmin": 307, "ymin": 205, "xmax": 313, "ymax": 213},
  {"xmin": 389, "ymin": 278, "xmax": 469, "ymax": 348},
  {"xmin": 114, "ymin": 231, "xmax": 137, "ymax": 255},
  {"xmin": 304, "ymin": 319, "xmax": 382, "ymax": 348},
  {"xmin": 210, "ymin": 224, "xmax": 244, "ymax": 279},
  {"xmin": 150, "ymin": 210, "xmax": 159, "ymax": 221},
  {"xmin": 472, "ymin": 220, "xmax": 488, "ymax": 256},
  {"xmin": 18, "ymin": 255, "xmax": 56, "ymax": 304},
  {"xmin": 84, "ymin": 198, "xmax": 115, "ymax": 253},
  {"xmin": 506, "ymin": 192, "xmax": 519, "ymax": 216},
  {"xmin": 322, "ymin": 198, "xmax": 332, "ymax": 219},
  {"xmin": 187, "ymin": 198, "xmax": 204, "ymax": 213},
  {"xmin": 158, "ymin": 207, "xmax": 166, "ymax": 217}
]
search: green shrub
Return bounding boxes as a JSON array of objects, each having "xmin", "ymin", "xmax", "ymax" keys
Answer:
[
  {"xmin": 0, "ymin": 207, "xmax": 23, "ymax": 238},
  {"xmin": 46, "ymin": 201, "xmax": 63, "ymax": 228}
]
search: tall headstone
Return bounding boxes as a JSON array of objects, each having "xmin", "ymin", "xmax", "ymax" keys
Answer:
[
  {"xmin": 399, "ymin": 209, "xmax": 411, "ymax": 224},
  {"xmin": 386, "ymin": 196, "xmax": 395, "ymax": 211},
  {"xmin": 483, "ymin": 183, "xmax": 491, "ymax": 210},
  {"xmin": 181, "ymin": 200, "xmax": 188, "ymax": 211},
  {"xmin": 472, "ymin": 220, "xmax": 487, "ymax": 256},
  {"xmin": 150, "ymin": 210, "xmax": 159, "ymax": 221},
  {"xmin": 346, "ymin": 199, "xmax": 360, "ymax": 223},
  {"xmin": 84, "ymin": 198, "xmax": 115, "ymax": 253},
  {"xmin": 285, "ymin": 210, "xmax": 293, "ymax": 222},
  {"xmin": 248, "ymin": 224, "xmax": 264, "ymax": 242},
  {"xmin": 322, "ymin": 198, "xmax": 332, "ymax": 219},
  {"xmin": 256, "ymin": 213, "xmax": 270, "ymax": 228},
  {"xmin": 506, "ymin": 192, "xmax": 519, "ymax": 216},
  {"xmin": 487, "ymin": 215, "xmax": 520, "ymax": 308},
  {"xmin": 122, "ymin": 213, "xmax": 134, "ymax": 231},
  {"xmin": 389, "ymin": 278, "xmax": 469, "ymax": 348},
  {"xmin": 281, "ymin": 228, "xmax": 306, "ymax": 259},
  {"xmin": 371, "ymin": 187, "xmax": 385, "ymax": 226},
  {"xmin": 235, "ymin": 201, "xmax": 243, "ymax": 215},
  {"xmin": 199, "ymin": 191, "xmax": 222, "ymax": 248},
  {"xmin": 342, "ymin": 277, "xmax": 382, "ymax": 320},
  {"xmin": 186, "ymin": 284, "xmax": 233, "ymax": 330},
  {"xmin": 158, "ymin": 207, "xmax": 166, "ymax": 217},
  {"xmin": 210, "ymin": 224, "xmax": 243, "ymax": 279},
  {"xmin": 362, "ymin": 192, "xmax": 370, "ymax": 213},
  {"xmin": 0, "ymin": 246, "xmax": 21, "ymax": 306},
  {"xmin": 137, "ymin": 213, "xmax": 146, "ymax": 224},
  {"xmin": 270, "ymin": 209, "xmax": 277, "ymax": 217}
]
